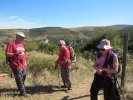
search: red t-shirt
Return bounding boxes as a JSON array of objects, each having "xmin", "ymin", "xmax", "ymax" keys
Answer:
[
  {"xmin": 58, "ymin": 47, "xmax": 71, "ymax": 67},
  {"xmin": 6, "ymin": 41, "xmax": 26, "ymax": 69}
]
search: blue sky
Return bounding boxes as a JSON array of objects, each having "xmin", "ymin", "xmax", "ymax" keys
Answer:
[{"xmin": 0, "ymin": 0, "xmax": 132, "ymax": 29}]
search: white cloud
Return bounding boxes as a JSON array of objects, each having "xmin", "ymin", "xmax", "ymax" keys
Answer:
[{"xmin": 0, "ymin": 16, "xmax": 45, "ymax": 29}]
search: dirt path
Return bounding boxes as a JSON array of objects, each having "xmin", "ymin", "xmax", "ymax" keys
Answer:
[
  {"xmin": 0, "ymin": 71, "xmax": 103, "ymax": 100},
  {"xmin": 48, "ymin": 72, "xmax": 103, "ymax": 100}
]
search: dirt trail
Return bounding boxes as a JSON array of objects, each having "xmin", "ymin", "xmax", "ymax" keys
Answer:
[
  {"xmin": 49, "ymin": 72, "xmax": 103, "ymax": 100},
  {"xmin": 0, "ymin": 71, "xmax": 103, "ymax": 100}
]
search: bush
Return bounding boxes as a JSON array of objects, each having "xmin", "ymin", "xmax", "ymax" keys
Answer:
[
  {"xmin": 39, "ymin": 43, "xmax": 59, "ymax": 54},
  {"xmin": 25, "ymin": 41, "xmax": 39, "ymax": 52},
  {"xmin": 0, "ymin": 51, "xmax": 11, "ymax": 74},
  {"xmin": 82, "ymin": 50, "xmax": 96, "ymax": 61},
  {"xmin": 0, "ymin": 62, "xmax": 11, "ymax": 74},
  {"xmin": 27, "ymin": 51, "xmax": 57, "ymax": 77}
]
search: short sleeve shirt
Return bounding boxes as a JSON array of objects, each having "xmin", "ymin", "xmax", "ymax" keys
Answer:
[
  {"xmin": 6, "ymin": 41, "xmax": 26, "ymax": 69},
  {"xmin": 58, "ymin": 47, "xmax": 71, "ymax": 67}
]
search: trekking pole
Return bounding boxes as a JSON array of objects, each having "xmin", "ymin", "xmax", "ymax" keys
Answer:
[
  {"xmin": 58, "ymin": 67, "xmax": 61, "ymax": 86},
  {"xmin": 7, "ymin": 64, "xmax": 14, "ymax": 78},
  {"xmin": 10, "ymin": 70, "xmax": 14, "ymax": 78},
  {"xmin": 55, "ymin": 64, "xmax": 61, "ymax": 86},
  {"xmin": 115, "ymin": 77, "xmax": 126, "ymax": 100}
]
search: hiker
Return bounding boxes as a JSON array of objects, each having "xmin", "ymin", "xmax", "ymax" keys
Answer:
[
  {"xmin": 55, "ymin": 40, "xmax": 72, "ymax": 90},
  {"xmin": 5, "ymin": 32, "xmax": 30, "ymax": 97},
  {"xmin": 90, "ymin": 39, "xmax": 120, "ymax": 100}
]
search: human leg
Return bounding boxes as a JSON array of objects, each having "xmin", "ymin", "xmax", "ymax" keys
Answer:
[
  {"xmin": 61, "ymin": 67, "xmax": 71, "ymax": 89},
  {"xmin": 12, "ymin": 68, "xmax": 26, "ymax": 95},
  {"xmin": 90, "ymin": 73, "xmax": 103, "ymax": 100}
]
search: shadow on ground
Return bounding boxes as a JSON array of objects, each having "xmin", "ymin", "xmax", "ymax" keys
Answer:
[
  {"xmin": 61, "ymin": 93, "xmax": 103, "ymax": 100},
  {"xmin": 0, "ymin": 85, "xmax": 65, "ymax": 96}
]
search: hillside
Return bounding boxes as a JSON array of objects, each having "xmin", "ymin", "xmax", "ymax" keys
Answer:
[
  {"xmin": 29, "ymin": 27, "xmax": 88, "ymax": 41},
  {"xmin": 0, "ymin": 29, "xmax": 29, "ymax": 36},
  {"xmin": 0, "ymin": 25, "xmax": 133, "ymax": 51},
  {"xmin": 0, "ymin": 25, "xmax": 133, "ymax": 100},
  {"xmin": 0, "ymin": 25, "xmax": 133, "ymax": 40}
]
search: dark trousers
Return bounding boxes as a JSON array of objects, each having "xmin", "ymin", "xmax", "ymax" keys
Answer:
[
  {"xmin": 90, "ymin": 73, "xmax": 120, "ymax": 100},
  {"xmin": 12, "ymin": 67, "xmax": 26, "ymax": 94},
  {"xmin": 61, "ymin": 67, "xmax": 71, "ymax": 89}
]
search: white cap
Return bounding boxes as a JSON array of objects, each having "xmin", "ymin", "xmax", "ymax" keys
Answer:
[
  {"xmin": 58, "ymin": 40, "xmax": 66, "ymax": 45},
  {"xmin": 16, "ymin": 32, "xmax": 26, "ymax": 38}
]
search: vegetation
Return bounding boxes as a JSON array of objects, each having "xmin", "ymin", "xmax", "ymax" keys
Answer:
[{"xmin": 0, "ymin": 25, "xmax": 133, "ymax": 99}]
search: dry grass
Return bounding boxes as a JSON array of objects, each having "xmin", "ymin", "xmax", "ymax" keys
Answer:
[
  {"xmin": 0, "ymin": 71, "xmax": 105, "ymax": 100},
  {"xmin": 0, "ymin": 52, "xmax": 97, "ymax": 100},
  {"xmin": 116, "ymin": 64, "xmax": 133, "ymax": 100},
  {"xmin": 0, "ymin": 70, "xmax": 97, "ymax": 100},
  {"xmin": 0, "ymin": 51, "xmax": 132, "ymax": 100}
]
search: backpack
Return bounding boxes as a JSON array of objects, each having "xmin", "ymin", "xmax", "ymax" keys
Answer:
[
  {"xmin": 97, "ymin": 51, "xmax": 121, "ymax": 76},
  {"xmin": 5, "ymin": 41, "xmax": 15, "ymax": 65},
  {"xmin": 62, "ymin": 46, "xmax": 76, "ymax": 64},
  {"xmin": 68, "ymin": 46, "xmax": 76, "ymax": 63},
  {"xmin": 109, "ymin": 52, "xmax": 121, "ymax": 75}
]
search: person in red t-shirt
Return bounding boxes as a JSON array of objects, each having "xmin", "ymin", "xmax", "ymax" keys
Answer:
[
  {"xmin": 5, "ymin": 32, "xmax": 30, "ymax": 97},
  {"xmin": 56, "ymin": 40, "xmax": 72, "ymax": 91}
]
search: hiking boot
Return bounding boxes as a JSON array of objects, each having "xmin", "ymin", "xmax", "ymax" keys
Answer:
[
  {"xmin": 19, "ymin": 93, "xmax": 31, "ymax": 97},
  {"xmin": 26, "ymin": 90, "xmax": 31, "ymax": 94},
  {"xmin": 67, "ymin": 87, "xmax": 72, "ymax": 90},
  {"xmin": 61, "ymin": 85, "xmax": 67, "ymax": 88},
  {"xmin": 65, "ymin": 88, "xmax": 72, "ymax": 93}
]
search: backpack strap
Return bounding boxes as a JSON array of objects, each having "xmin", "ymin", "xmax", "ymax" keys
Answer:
[
  {"xmin": 108, "ymin": 53, "xmax": 115, "ymax": 68},
  {"xmin": 102, "ymin": 51, "xmax": 115, "ymax": 68},
  {"xmin": 60, "ymin": 48, "xmax": 69, "ymax": 62},
  {"xmin": 11, "ymin": 41, "xmax": 15, "ymax": 50},
  {"xmin": 98, "ymin": 51, "xmax": 120, "ymax": 76},
  {"xmin": 97, "ymin": 53, "xmax": 102, "ymax": 59},
  {"xmin": 61, "ymin": 48, "xmax": 67, "ymax": 57}
]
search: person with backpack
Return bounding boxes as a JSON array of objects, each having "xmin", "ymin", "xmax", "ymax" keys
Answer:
[
  {"xmin": 5, "ymin": 32, "xmax": 30, "ymax": 97},
  {"xmin": 90, "ymin": 39, "xmax": 120, "ymax": 100},
  {"xmin": 55, "ymin": 40, "xmax": 72, "ymax": 91}
]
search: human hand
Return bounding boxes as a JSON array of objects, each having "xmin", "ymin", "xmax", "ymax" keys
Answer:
[
  {"xmin": 68, "ymin": 66, "xmax": 72, "ymax": 69},
  {"xmin": 55, "ymin": 60, "xmax": 59, "ymax": 64},
  {"xmin": 14, "ymin": 51, "xmax": 22, "ymax": 56},
  {"xmin": 96, "ymin": 67, "xmax": 103, "ymax": 74}
]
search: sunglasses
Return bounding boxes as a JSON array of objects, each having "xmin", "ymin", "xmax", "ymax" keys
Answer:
[
  {"xmin": 99, "ymin": 49, "xmax": 106, "ymax": 51},
  {"xmin": 58, "ymin": 44, "xmax": 62, "ymax": 46}
]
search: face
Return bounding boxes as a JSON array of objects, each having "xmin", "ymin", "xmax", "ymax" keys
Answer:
[
  {"xmin": 99, "ymin": 48, "xmax": 108, "ymax": 55},
  {"xmin": 58, "ymin": 44, "xmax": 62, "ymax": 48},
  {"xmin": 16, "ymin": 35, "xmax": 25, "ymax": 43}
]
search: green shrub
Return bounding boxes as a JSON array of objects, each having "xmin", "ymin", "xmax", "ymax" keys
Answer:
[
  {"xmin": 82, "ymin": 50, "xmax": 96, "ymax": 61},
  {"xmin": 0, "ymin": 50, "xmax": 5, "ymax": 60},
  {"xmin": 39, "ymin": 43, "xmax": 59, "ymax": 54},
  {"xmin": 0, "ymin": 62, "xmax": 11, "ymax": 74},
  {"xmin": 27, "ymin": 51, "xmax": 57, "ymax": 77},
  {"xmin": 0, "ymin": 51, "xmax": 11, "ymax": 74},
  {"xmin": 25, "ymin": 42, "xmax": 39, "ymax": 52}
]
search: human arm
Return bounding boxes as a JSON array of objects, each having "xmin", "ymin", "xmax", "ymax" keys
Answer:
[
  {"xmin": 6, "ymin": 41, "xmax": 22, "ymax": 57},
  {"xmin": 93, "ymin": 60, "xmax": 98, "ymax": 70},
  {"xmin": 6, "ymin": 52, "xmax": 22, "ymax": 57},
  {"xmin": 98, "ymin": 54, "xmax": 119, "ymax": 74},
  {"xmin": 56, "ymin": 57, "xmax": 69, "ymax": 65},
  {"xmin": 56, "ymin": 48, "xmax": 70, "ymax": 65}
]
